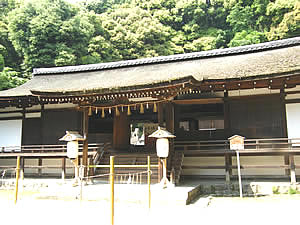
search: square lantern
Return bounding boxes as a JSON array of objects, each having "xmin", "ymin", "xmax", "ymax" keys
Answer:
[{"xmin": 59, "ymin": 131, "xmax": 85, "ymax": 159}]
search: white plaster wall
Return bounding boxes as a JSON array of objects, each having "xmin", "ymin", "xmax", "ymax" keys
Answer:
[
  {"xmin": 182, "ymin": 157, "xmax": 225, "ymax": 176},
  {"xmin": 232, "ymin": 155, "xmax": 284, "ymax": 176},
  {"xmin": 286, "ymin": 103, "xmax": 300, "ymax": 141},
  {"xmin": 182, "ymin": 155, "xmax": 287, "ymax": 176},
  {"xmin": 0, "ymin": 120, "xmax": 22, "ymax": 148}
]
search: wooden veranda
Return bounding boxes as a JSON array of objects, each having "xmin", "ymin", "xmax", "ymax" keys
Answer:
[
  {"xmin": 1, "ymin": 137, "xmax": 300, "ymax": 184},
  {"xmin": 175, "ymin": 137, "xmax": 300, "ymax": 183}
]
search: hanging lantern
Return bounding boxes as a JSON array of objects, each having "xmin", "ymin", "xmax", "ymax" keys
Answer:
[
  {"xmin": 115, "ymin": 107, "xmax": 120, "ymax": 116},
  {"xmin": 101, "ymin": 108, "xmax": 105, "ymax": 118},
  {"xmin": 95, "ymin": 107, "xmax": 98, "ymax": 115},
  {"xmin": 127, "ymin": 105, "xmax": 131, "ymax": 116},
  {"xmin": 140, "ymin": 104, "xmax": 144, "ymax": 114},
  {"xmin": 146, "ymin": 103, "xmax": 149, "ymax": 109},
  {"xmin": 109, "ymin": 108, "xmax": 112, "ymax": 114},
  {"xmin": 88, "ymin": 107, "xmax": 92, "ymax": 116},
  {"xmin": 153, "ymin": 103, "xmax": 157, "ymax": 113}
]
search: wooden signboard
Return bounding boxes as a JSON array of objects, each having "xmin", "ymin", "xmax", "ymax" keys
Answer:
[{"xmin": 229, "ymin": 135, "xmax": 245, "ymax": 150}]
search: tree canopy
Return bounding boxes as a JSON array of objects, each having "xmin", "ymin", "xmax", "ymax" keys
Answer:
[{"xmin": 0, "ymin": 0, "xmax": 298, "ymax": 90}]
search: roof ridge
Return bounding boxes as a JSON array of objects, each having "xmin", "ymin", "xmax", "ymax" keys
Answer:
[{"xmin": 33, "ymin": 37, "xmax": 300, "ymax": 76}]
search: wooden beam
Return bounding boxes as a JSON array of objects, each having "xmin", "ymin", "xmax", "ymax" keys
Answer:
[
  {"xmin": 173, "ymin": 98, "xmax": 223, "ymax": 105},
  {"xmin": 285, "ymin": 99, "xmax": 300, "ymax": 104}
]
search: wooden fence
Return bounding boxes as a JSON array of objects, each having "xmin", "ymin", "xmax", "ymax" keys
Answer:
[{"xmin": 175, "ymin": 138, "xmax": 300, "ymax": 183}]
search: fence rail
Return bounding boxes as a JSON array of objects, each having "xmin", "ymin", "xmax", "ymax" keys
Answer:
[
  {"xmin": 0, "ymin": 143, "xmax": 104, "ymax": 154},
  {"xmin": 175, "ymin": 137, "xmax": 300, "ymax": 152}
]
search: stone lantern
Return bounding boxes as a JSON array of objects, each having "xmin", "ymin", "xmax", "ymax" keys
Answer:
[{"xmin": 149, "ymin": 127, "xmax": 175, "ymax": 188}]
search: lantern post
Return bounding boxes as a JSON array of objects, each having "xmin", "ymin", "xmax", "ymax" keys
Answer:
[
  {"xmin": 149, "ymin": 127, "xmax": 175, "ymax": 188},
  {"xmin": 59, "ymin": 131, "xmax": 85, "ymax": 185}
]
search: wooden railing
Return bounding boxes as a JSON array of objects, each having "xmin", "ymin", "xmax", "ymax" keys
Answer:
[
  {"xmin": 175, "ymin": 138, "xmax": 300, "ymax": 153},
  {"xmin": 175, "ymin": 138, "xmax": 300, "ymax": 183},
  {"xmin": 0, "ymin": 143, "xmax": 104, "ymax": 154}
]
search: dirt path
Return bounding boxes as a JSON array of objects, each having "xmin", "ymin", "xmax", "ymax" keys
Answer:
[{"xmin": 1, "ymin": 181, "xmax": 300, "ymax": 225}]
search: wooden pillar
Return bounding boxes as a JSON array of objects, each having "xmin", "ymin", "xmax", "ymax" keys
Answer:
[
  {"xmin": 174, "ymin": 104, "xmax": 180, "ymax": 133},
  {"xmin": 113, "ymin": 111, "xmax": 130, "ymax": 150},
  {"xmin": 284, "ymin": 153, "xmax": 290, "ymax": 176},
  {"xmin": 165, "ymin": 102, "xmax": 175, "ymax": 172},
  {"xmin": 20, "ymin": 157, "xmax": 25, "ymax": 180},
  {"xmin": 41, "ymin": 104, "xmax": 45, "ymax": 144},
  {"xmin": 89, "ymin": 157, "xmax": 94, "ymax": 177},
  {"xmin": 38, "ymin": 158, "xmax": 42, "ymax": 176},
  {"xmin": 158, "ymin": 158, "xmax": 162, "ymax": 183},
  {"xmin": 289, "ymin": 154, "xmax": 296, "ymax": 184},
  {"xmin": 157, "ymin": 103, "xmax": 164, "ymax": 127},
  {"xmin": 166, "ymin": 102, "xmax": 175, "ymax": 133},
  {"xmin": 61, "ymin": 158, "xmax": 66, "ymax": 180},
  {"xmin": 280, "ymin": 89, "xmax": 288, "ymax": 138},
  {"xmin": 225, "ymin": 153, "xmax": 232, "ymax": 183},
  {"xmin": 82, "ymin": 108, "xmax": 89, "ymax": 177},
  {"xmin": 223, "ymin": 91, "xmax": 231, "ymax": 138}
]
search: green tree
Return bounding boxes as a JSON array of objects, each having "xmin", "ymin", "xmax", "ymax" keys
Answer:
[
  {"xmin": 229, "ymin": 30, "xmax": 267, "ymax": 47},
  {"xmin": 0, "ymin": 0, "xmax": 22, "ymax": 71},
  {"xmin": 99, "ymin": 5, "xmax": 180, "ymax": 60},
  {"xmin": 0, "ymin": 67, "xmax": 26, "ymax": 90},
  {"xmin": 0, "ymin": 53, "xmax": 4, "ymax": 71},
  {"xmin": 8, "ymin": 0, "xmax": 96, "ymax": 74},
  {"xmin": 266, "ymin": 0, "xmax": 300, "ymax": 40},
  {"xmin": 84, "ymin": 0, "xmax": 128, "ymax": 14}
]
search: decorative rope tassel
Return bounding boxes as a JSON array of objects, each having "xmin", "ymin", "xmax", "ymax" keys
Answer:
[
  {"xmin": 127, "ymin": 105, "xmax": 131, "ymax": 116},
  {"xmin": 88, "ymin": 107, "xmax": 92, "ymax": 116},
  {"xmin": 115, "ymin": 107, "xmax": 120, "ymax": 116},
  {"xmin": 101, "ymin": 108, "xmax": 105, "ymax": 118},
  {"xmin": 140, "ymin": 104, "xmax": 144, "ymax": 114},
  {"xmin": 153, "ymin": 103, "xmax": 157, "ymax": 113}
]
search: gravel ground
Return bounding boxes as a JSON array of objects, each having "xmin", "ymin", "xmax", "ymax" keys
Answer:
[{"xmin": 1, "ymin": 180, "xmax": 300, "ymax": 225}]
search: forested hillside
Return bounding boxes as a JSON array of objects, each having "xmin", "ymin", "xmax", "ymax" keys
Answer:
[{"xmin": 0, "ymin": 0, "xmax": 299, "ymax": 90}]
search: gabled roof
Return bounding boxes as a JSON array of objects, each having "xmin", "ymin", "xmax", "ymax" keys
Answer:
[{"xmin": 0, "ymin": 37, "xmax": 299, "ymax": 98}]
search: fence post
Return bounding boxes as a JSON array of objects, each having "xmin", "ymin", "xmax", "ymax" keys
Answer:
[
  {"xmin": 14, "ymin": 156, "xmax": 21, "ymax": 204},
  {"xmin": 147, "ymin": 156, "xmax": 151, "ymax": 210},
  {"xmin": 61, "ymin": 158, "xmax": 66, "ymax": 181},
  {"xmin": 110, "ymin": 156, "xmax": 115, "ymax": 225},
  {"xmin": 289, "ymin": 154, "xmax": 296, "ymax": 184}
]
